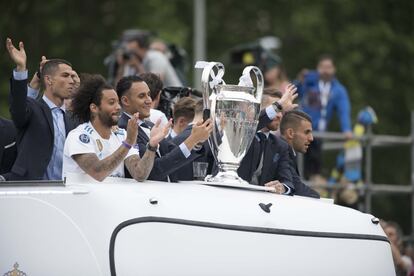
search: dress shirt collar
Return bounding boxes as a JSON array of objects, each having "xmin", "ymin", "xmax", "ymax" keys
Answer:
[
  {"xmin": 42, "ymin": 95, "xmax": 65, "ymax": 112},
  {"xmin": 123, "ymin": 111, "xmax": 148, "ymax": 127}
]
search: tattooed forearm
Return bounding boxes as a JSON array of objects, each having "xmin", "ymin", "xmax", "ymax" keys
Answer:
[
  {"xmin": 72, "ymin": 146, "xmax": 129, "ymax": 181},
  {"xmin": 125, "ymin": 150, "xmax": 156, "ymax": 182}
]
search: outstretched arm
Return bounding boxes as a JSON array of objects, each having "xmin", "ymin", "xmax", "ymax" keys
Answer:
[
  {"xmin": 6, "ymin": 38, "xmax": 32, "ymax": 128},
  {"xmin": 72, "ymin": 147, "xmax": 130, "ymax": 182},
  {"xmin": 124, "ymin": 151, "xmax": 156, "ymax": 182}
]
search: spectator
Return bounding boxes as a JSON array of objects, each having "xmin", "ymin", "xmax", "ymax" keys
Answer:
[
  {"xmin": 280, "ymin": 110, "xmax": 320, "ymax": 198},
  {"xmin": 264, "ymin": 60, "xmax": 290, "ymax": 93},
  {"xmin": 296, "ymin": 54, "xmax": 352, "ymax": 179},
  {"xmin": 139, "ymin": 72, "xmax": 169, "ymax": 127},
  {"xmin": 63, "ymin": 74, "xmax": 167, "ymax": 182},
  {"xmin": 4, "ymin": 38, "xmax": 76, "ymax": 180},
  {"xmin": 383, "ymin": 221, "xmax": 413, "ymax": 276},
  {"xmin": 124, "ymin": 34, "xmax": 182, "ymax": 87},
  {"xmin": 0, "ymin": 117, "xmax": 17, "ymax": 179},
  {"xmin": 116, "ymin": 76, "xmax": 212, "ymax": 182},
  {"xmin": 169, "ymin": 97, "xmax": 196, "ymax": 139},
  {"xmin": 238, "ymin": 89, "xmax": 293, "ymax": 194}
]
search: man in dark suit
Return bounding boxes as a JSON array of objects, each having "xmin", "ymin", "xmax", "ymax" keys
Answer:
[
  {"xmin": 116, "ymin": 75, "xmax": 212, "ymax": 182},
  {"xmin": 0, "ymin": 118, "xmax": 17, "ymax": 178},
  {"xmin": 238, "ymin": 89, "xmax": 294, "ymax": 194},
  {"xmin": 171, "ymin": 84, "xmax": 300, "ymax": 182},
  {"xmin": 171, "ymin": 99, "xmax": 216, "ymax": 180},
  {"xmin": 3, "ymin": 38, "xmax": 76, "ymax": 180},
  {"xmin": 280, "ymin": 110, "xmax": 320, "ymax": 198}
]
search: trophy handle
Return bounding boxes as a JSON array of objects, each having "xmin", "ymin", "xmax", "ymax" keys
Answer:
[
  {"xmin": 241, "ymin": 66, "xmax": 264, "ymax": 103},
  {"xmin": 200, "ymin": 62, "xmax": 225, "ymax": 109}
]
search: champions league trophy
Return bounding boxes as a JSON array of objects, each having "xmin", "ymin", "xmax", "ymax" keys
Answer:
[{"xmin": 196, "ymin": 61, "xmax": 263, "ymax": 186}]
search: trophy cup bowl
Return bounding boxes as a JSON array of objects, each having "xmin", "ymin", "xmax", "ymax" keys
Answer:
[{"xmin": 199, "ymin": 62, "xmax": 263, "ymax": 186}]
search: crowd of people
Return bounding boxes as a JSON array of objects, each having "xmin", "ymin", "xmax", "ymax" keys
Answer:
[
  {"xmin": 0, "ymin": 32, "xmax": 412, "ymax": 273},
  {"xmin": 0, "ymin": 35, "xmax": 317, "ymax": 198}
]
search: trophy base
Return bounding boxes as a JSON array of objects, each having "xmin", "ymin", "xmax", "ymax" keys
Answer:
[
  {"xmin": 204, "ymin": 171, "xmax": 250, "ymax": 186},
  {"xmin": 203, "ymin": 172, "xmax": 274, "ymax": 192}
]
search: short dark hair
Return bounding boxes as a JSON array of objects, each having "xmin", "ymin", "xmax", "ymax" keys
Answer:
[
  {"xmin": 139, "ymin": 72, "xmax": 163, "ymax": 100},
  {"xmin": 173, "ymin": 97, "xmax": 196, "ymax": 122},
  {"xmin": 317, "ymin": 54, "xmax": 334, "ymax": 65},
  {"xmin": 280, "ymin": 110, "xmax": 312, "ymax": 135},
  {"xmin": 41, "ymin": 59, "xmax": 72, "ymax": 88},
  {"xmin": 71, "ymin": 74, "xmax": 113, "ymax": 123},
  {"xmin": 126, "ymin": 33, "xmax": 150, "ymax": 49},
  {"xmin": 263, "ymin": 88, "xmax": 283, "ymax": 99},
  {"xmin": 116, "ymin": 75, "xmax": 145, "ymax": 102}
]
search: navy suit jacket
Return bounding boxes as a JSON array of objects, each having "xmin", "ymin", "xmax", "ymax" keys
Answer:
[
  {"xmin": 238, "ymin": 133, "xmax": 294, "ymax": 192},
  {"xmin": 4, "ymin": 77, "xmax": 76, "ymax": 180},
  {"xmin": 287, "ymin": 145, "xmax": 320, "ymax": 198},
  {"xmin": 170, "ymin": 125, "xmax": 216, "ymax": 181},
  {"xmin": 0, "ymin": 118, "xmax": 17, "ymax": 175},
  {"xmin": 118, "ymin": 113, "xmax": 201, "ymax": 182}
]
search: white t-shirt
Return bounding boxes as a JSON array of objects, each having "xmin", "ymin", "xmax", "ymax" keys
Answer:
[
  {"xmin": 143, "ymin": 50, "xmax": 182, "ymax": 87},
  {"xmin": 149, "ymin": 109, "xmax": 169, "ymax": 128},
  {"xmin": 63, "ymin": 122, "xmax": 139, "ymax": 178}
]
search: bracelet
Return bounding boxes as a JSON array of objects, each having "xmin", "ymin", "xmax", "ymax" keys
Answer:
[
  {"xmin": 122, "ymin": 141, "xmax": 132, "ymax": 149},
  {"xmin": 146, "ymin": 142, "xmax": 158, "ymax": 152},
  {"xmin": 273, "ymin": 101, "xmax": 283, "ymax": 112}
]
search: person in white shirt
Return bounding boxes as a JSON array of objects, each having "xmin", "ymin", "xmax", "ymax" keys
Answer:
[{"xmin": 63, "ymin": 74, "xmax": 168, "ymax": 182}]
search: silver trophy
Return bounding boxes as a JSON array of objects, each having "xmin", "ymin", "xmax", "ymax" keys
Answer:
[{"xmin": 197, "ymin": 61, "xmax": 263, "ymax": 186}]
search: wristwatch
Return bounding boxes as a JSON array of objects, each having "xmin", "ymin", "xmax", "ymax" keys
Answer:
[
  {"xmin": 146, "ymin": 142, "xmax": 158, "ymax": 152},
  {"xmin": 272, "ymin": 101, "xmax": 283, "ymax": 113}
]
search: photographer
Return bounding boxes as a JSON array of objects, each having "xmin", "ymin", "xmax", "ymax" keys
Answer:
[{"xmin": 119, "ymin": 32, "xmax": 182, "ymax": 87}]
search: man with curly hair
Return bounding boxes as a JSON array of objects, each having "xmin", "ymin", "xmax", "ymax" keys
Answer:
[{"xmin": 62, "ymin": 74, "xmax": 168, "ymax": 182}]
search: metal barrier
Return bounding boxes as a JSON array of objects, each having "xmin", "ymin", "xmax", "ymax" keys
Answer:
[{"xmin": 297, "ymin": 111, "xmax": 414, "ymax": 237}]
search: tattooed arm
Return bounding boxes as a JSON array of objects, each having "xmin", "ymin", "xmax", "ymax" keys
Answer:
[
  {"xmin": 72, "ymin": 145, "xmax": 130, "ymax": 182},
  {"xmin": 124, "ymin": 150, "xmax": 156, "ymax": 182}
]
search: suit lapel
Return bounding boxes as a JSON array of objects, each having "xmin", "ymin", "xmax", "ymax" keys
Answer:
[
  {"xmin": 39, "ymin": 99, "xmax": 54, "ymax": 136},
  {"xmin": 250, "ymin": 135, "xmax": 261, "ymax": 178},
  {"xmin": 288, "ymin": 146, "xmax": 300, "ymax": 175}
]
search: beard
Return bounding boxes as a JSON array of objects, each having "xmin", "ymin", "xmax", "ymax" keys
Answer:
[{"xmin": 98, "ymin": 110, "xmax": 119, "ymax": 127}]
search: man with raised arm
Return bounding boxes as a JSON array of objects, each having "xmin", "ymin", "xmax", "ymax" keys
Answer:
[
  {"xmin": 63, "ymin": 74, "xmax": 168, "ymax": 182},
  {"xmin": 4, "ymin": 38, "xmax": 76, "ymax": 181}
]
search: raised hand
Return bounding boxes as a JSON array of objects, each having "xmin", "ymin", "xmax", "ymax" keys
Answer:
[
  {"xmin": 6, "ymin": 38, "xmax": 26, "ymax": 71},
  {"xmin": 30, "ymin": 56, "xmax": 49, "ymax": 90},
  {"xmin": 191, "ymin": 119, "xmax": 213, "ymax": 143},
  {"xmin": 277, "ymin": 83, "xmax": 298, "ymax": 112},
  {"xmin": 126, "ymin": 113, "xmax": 139, "ymax": 146},
  {"xmin": 149, "ymin": 119, "xmax": 172, "ymax": 147}
]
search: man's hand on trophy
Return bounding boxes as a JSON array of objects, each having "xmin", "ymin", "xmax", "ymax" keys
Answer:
[
  {"xmin": 265, "ymin": 180, "xmax": 287, "ymax": 194},
  {"xmin": 277, "ymin": 83, "xmax": 298, "ymax": 112}
]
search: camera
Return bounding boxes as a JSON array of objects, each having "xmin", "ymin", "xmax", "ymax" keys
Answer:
[{"xmin": 158, "ymin": 87, "xmax": 202, "ymax": 119}]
